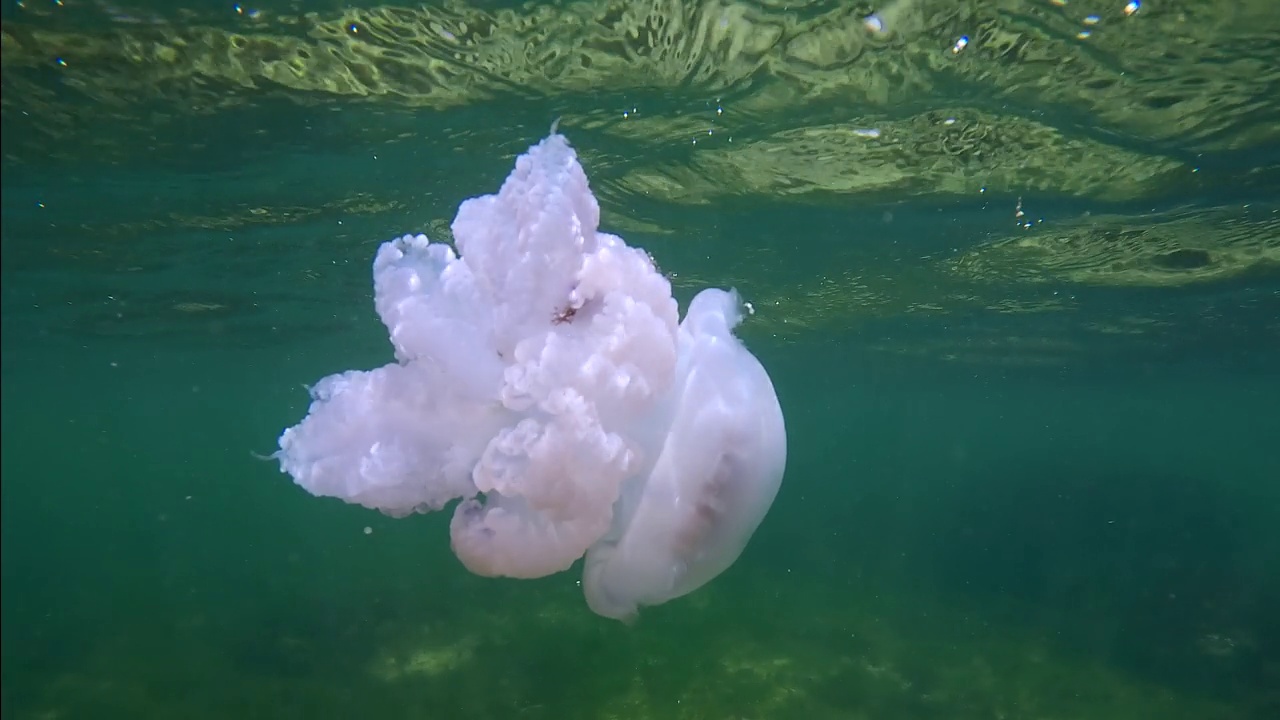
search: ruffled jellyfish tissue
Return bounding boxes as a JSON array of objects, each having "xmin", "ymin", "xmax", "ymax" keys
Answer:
[{"xmin": 273, "ymin": 132, "xmax": 787, "ymax": 621}]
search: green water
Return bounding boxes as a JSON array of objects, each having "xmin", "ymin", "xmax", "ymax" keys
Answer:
[
  {"xmin": 3, "ymin": 0, "xmax": 1279, "ymax": 718},
  {"xmin": 5, "ymin": 335, "xmax": 1278, "ymax": 718}
]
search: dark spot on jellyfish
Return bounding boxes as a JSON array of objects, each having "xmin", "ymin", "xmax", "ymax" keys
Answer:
[
  {"xmin": 552, "ymin": 305, "xmax": 577, "ymax": 325},
  {"xmin": 1153, "ymin": 248, "xmax": 1212, "ymax": 270}
]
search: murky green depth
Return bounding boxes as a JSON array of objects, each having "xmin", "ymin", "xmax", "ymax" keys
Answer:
[{"xmin": 3, "ymin": 336, "xmax": 1277, "ymax": 719}]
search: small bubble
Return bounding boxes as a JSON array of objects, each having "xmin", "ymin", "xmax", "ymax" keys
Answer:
[{"xmin": 363, "ymin": 526, "xmax": 373, "ymax": 535}]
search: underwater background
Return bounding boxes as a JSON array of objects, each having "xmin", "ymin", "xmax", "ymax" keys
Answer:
[{"xmin": 2, "ymin": 0, "xmax": 1277, "ymax": 718}]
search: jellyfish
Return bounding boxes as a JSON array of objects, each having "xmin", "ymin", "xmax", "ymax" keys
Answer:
[{"xmin": 275, "ymin": 132, "xmax": 787, "ymax": 621}]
